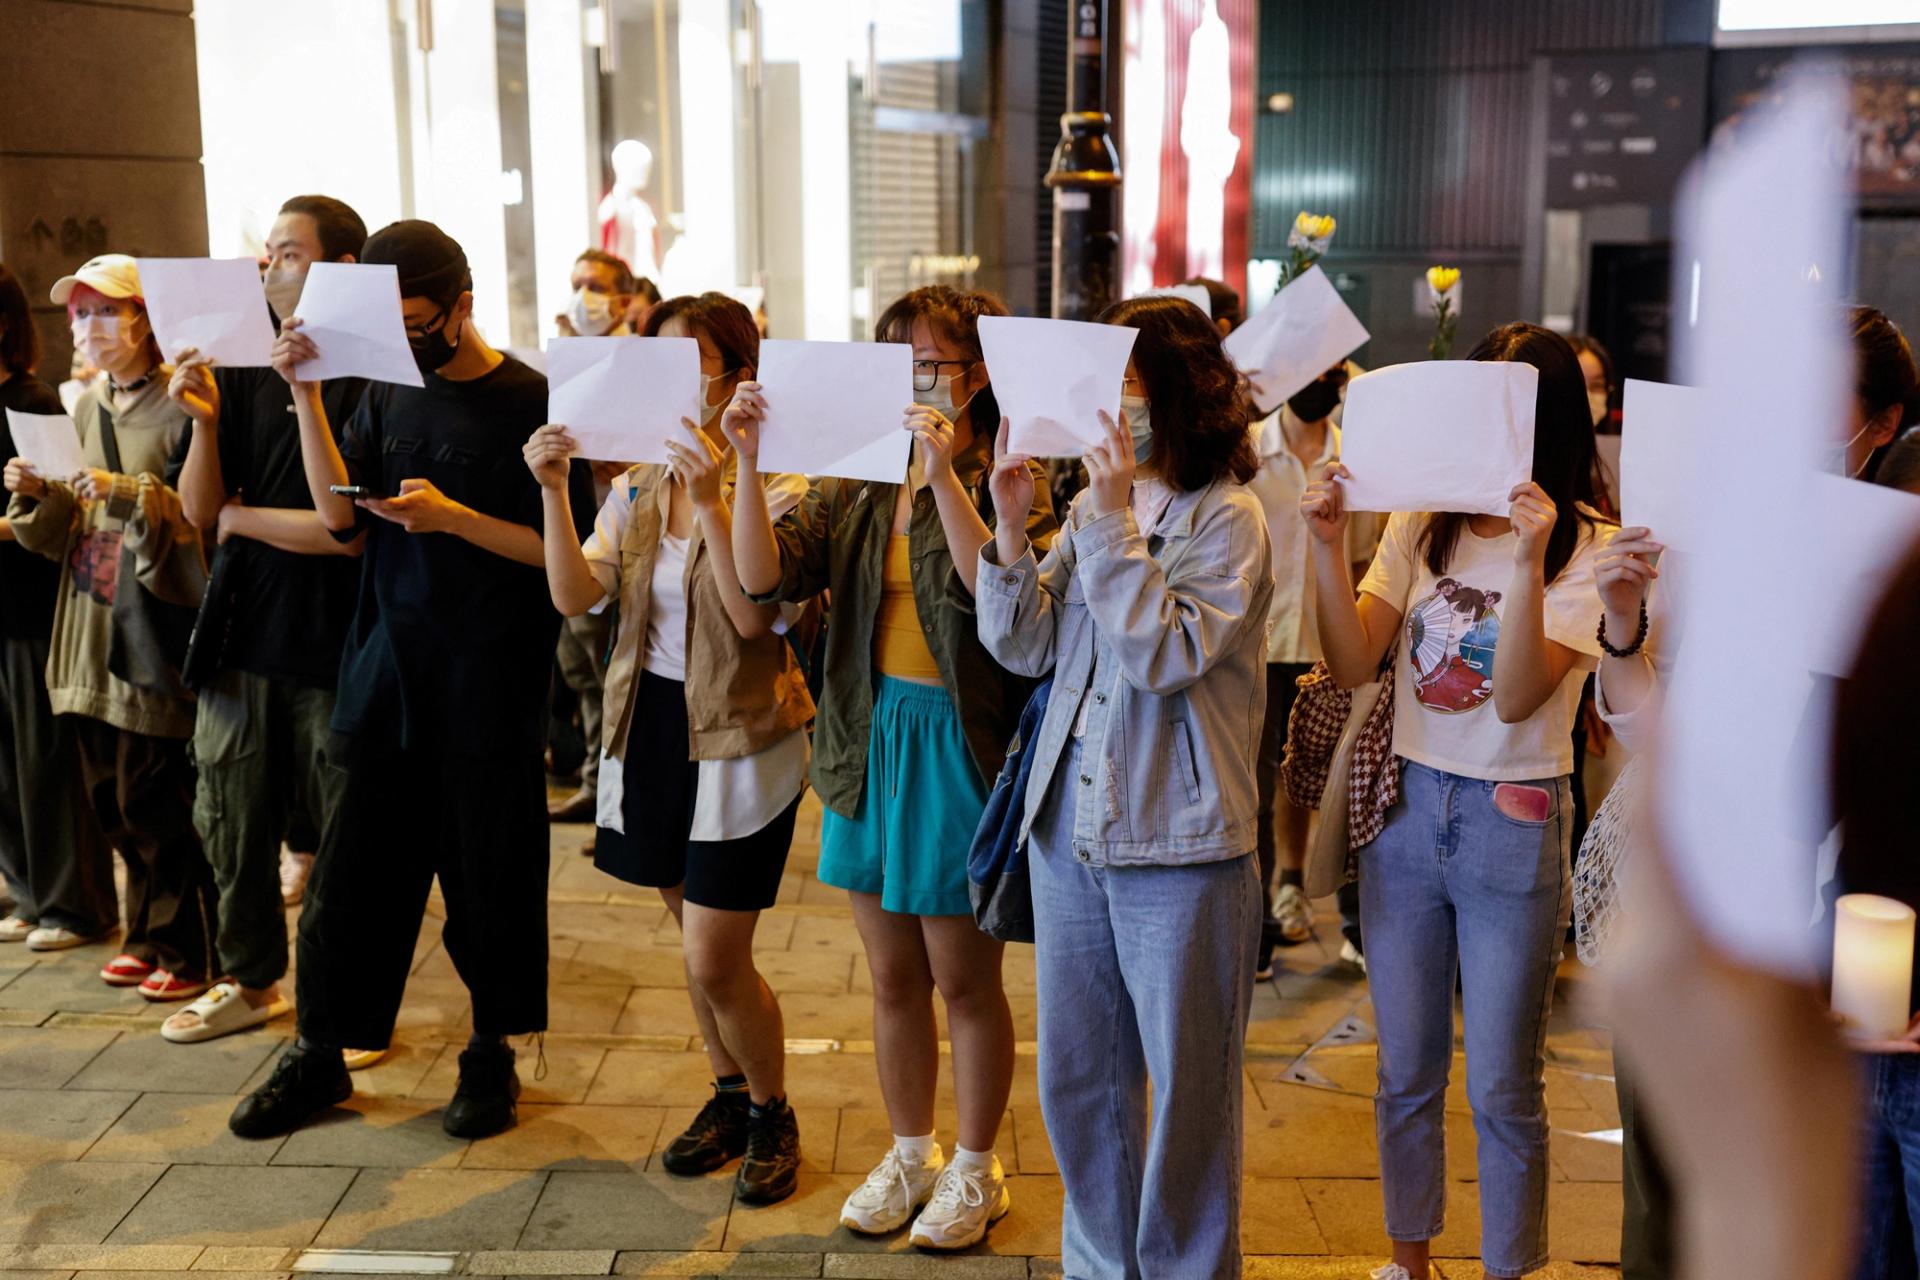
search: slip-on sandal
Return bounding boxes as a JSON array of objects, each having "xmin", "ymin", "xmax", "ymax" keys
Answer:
[
  {"xmin": 138, "ymin": 969, "xmax": 213, "ymax": 1002},
  {"xmin": 0, "ymin": 916, "xmax": 34, "ymax": 943},
  {"xmin": 28, "ymin": 925, "xmax": 113, "ymax": 952},
  {"xmin": 101, "ymin": 953, "xmax": 155, "ymax": 986},
  {"xmin": 162, "ymin": 982, "xmax": 290, "ymax": 1043},
  {"xmin": 343, "ymin": 1047, "xmax": 389, "ymax": 1071}
]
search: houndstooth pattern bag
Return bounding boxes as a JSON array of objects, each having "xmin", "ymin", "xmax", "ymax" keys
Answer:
[
  {"xmin": 1573, "ymin": 751, "xmax": 1643, "ymax": 966},
  {"xmin": 1281, "ymin": 646, "xmax": 1401, "ymax": 897}
]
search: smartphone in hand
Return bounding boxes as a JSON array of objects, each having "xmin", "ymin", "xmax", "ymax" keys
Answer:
[{"xmin": 328, "ymin": 484, "xmax": 384, "ymax": 500}]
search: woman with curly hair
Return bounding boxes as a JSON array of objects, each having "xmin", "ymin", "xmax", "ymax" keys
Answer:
[{"xmin": 974, "ymin": 295, "xmax": 1272, "ymax": 1277}]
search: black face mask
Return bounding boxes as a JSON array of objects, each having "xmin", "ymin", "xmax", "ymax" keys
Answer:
[
  {"xmin": 1287, "ymin": 378, "xmax": 1343, "ymax": 423},
  {"xmin": 409, "ymin": 308, "xmax": 461, "ymax": 377}
]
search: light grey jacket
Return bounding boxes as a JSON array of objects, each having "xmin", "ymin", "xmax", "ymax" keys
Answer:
[{"xmin": 976, "ymin": 477, "xmax": 1273, "ymax": 867}]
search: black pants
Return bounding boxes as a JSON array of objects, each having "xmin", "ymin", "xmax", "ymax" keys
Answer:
[
  {"xmin": 1617, "ymin": 1061, "xmax": 1676, "ymax": 1280},
  {"xmin": 0, "ymin": 635, "xmax": 117, "ymax": 934},
  {"xmin": 73, "ymin": 717, "xmax": 217, "ymax": 977},
  {"xmin": 295, "ymin": 738, "xmax": 550, "ymax": 1049},
  {"xmin": 1255, "ymin": 661, "xmax": 1313, "ymax": 915}
]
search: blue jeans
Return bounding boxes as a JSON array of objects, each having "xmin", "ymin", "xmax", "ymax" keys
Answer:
[
  {"xmin": 1855, "ymin": 1052, "xmax": 1920, "ymax": 1280},
  {"xmin": 1359, "ymin": 760, "xmax": 1572, "ymax": 1279},
  {"xmin": 1029, "ymin": 740, "xmax": 1262, "ymax": 1279}
]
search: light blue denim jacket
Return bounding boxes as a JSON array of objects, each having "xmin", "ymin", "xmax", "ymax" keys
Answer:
[{"xmin": 976, "ymin": 478, "xmax": 1273, "ymax": 867}]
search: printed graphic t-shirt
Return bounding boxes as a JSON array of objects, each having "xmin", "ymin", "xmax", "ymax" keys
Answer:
[{"xmin": 1358, "ymin": 510, "xmax": 1609, "ymax": 781}]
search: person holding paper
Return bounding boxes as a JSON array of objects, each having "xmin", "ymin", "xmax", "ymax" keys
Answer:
[
  {"xmin": 973, "ymin": 294, "xmax": 1270, "ymax": 1278},
  {"xmin": 3, "ymin": 254, "xmax": 218, "ymax": 999},
  {"xmin": 0, "ymin": 263, "xmax": 118, "ymax": 953},
  {"xmin": 728, "ymin": 285, "xmax": 1056, "ymax": 1249},
  {"xmin": 1300, "ymin": 322, "xmax": 1612, "ymax": 1280},
  {"xmin": 154, "ymin": 194, "xmax": 372, "ymax": 1046},
  {"xmin": 228, "ymin": 220, "xmax": 594, "ymax": 1143},
  {"xmin": 525, "ymin": 292, "xmax": 811, "ymax": 1206}
]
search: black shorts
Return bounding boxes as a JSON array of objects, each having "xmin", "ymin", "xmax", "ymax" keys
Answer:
[{"xmin": 592, "ymin": 670, "xmax": 799, "ymax": 912}]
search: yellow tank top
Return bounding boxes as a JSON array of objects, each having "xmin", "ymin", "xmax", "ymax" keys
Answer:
[{"xmin": 873, "ymin": 535, "xmax": 942, "ymax": 681}]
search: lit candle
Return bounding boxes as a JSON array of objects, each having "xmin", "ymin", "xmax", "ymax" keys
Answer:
[{"xmin": 1833, "ymin": 893, "xmax": 1917, "ymax": 1041}]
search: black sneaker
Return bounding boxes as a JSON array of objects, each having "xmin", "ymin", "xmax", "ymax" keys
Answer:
[
  {"xmin": 735, "ymin": 1099, "xmax": 800, "ymax": 1205},
  {"xmin": 229, "ymin": 1044, "xmax": 352, "ymax": 1138},
  {"xmin": 443, "ymin": 1043, "xmax": 521, "ymax": 1139},
  {"xmin": 662, "ymin": 1087, "xmax": 750, "ymax": 1175}
]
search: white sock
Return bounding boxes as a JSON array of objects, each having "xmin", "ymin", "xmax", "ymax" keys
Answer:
[
  {"xmin": 952, "ymin": 1144, "xmax": 996, "ymax": 1173},
  {"xmin": 894, "ymin": 1132, "xmax": 937, "ymax": 1163}
]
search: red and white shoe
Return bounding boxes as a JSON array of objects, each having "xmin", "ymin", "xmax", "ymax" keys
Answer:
[
  {"xmin": 138, "ymin": 969, "xmax": 213, "ymax": 1002},
  {"xmin": 101, "ymin": 954, "xmax": 155, "ymax": 987}
]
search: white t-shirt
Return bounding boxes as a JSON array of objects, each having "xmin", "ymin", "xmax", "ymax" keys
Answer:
[
  {"xmin": 1358, "ymin": 510, "xmax": 1611, "ymax": 781},
  {"xmin": 642, "ymin": 533, "xmax": 690, "ymax": 680}
]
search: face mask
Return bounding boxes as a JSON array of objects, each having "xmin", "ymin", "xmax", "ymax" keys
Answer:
[
  {"xmin": 72, "ymin": 312, "xmax": 148, "ymax": 380},
  {"xmin": 263, "ymin": 273, "xmax": 305, "ymax": 323},
  {"xmin": 1588, "ymin": 391, "xmax": 1609, "ymax": 428},
  {"xmin": 567, "ymin": 288, "xmax": 617, "ymax": 337},
  {"xmin": 409, "ymin": 310, "xmax": 461, "ymax": 377},
  {"xmin": 1120, "ymin": 393, "xmax": 1153, "ymax": 462},
  {"xmin": 1287, "ymin": 380, "xmax": 1342, "ymax": 423},
  {"xmin": 913, "ymin": 369, "xmax": 977, "ymax": 421},
  {"xmin": 698, "ymin": 373, "xmax": 729, "ymax": 427},
  {"xmin": 1831, "ymin": 420, "xmax": 1874, "ymax": 478}
]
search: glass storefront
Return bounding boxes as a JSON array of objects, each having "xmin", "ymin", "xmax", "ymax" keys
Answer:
[{"xmin": 196, "ymin": 0, "xmax": 996, "ymax": 348}]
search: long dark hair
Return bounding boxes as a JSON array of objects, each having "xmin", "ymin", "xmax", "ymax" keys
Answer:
[
  {"xmin": 0, "ymin": 263, "xmax": 38, "ymax": 375},
  {"xmin": 1095, "ymin": 294, "xmax": 1258, "ymax": 491},
  {"xmin": 643, "ymin": 292, "xmax": 759, "ymax": 374},
  {"xmin": 1835, "ymin": 532, "xmax": 1920, "ymax": 894},
  {"xmin": 1852, "ymin": 305, "xmax": 1919, "ymax": 482},
  {"xmin": 875, "ymin": 285, "xmax": 1009, "ymax": 447},
  {"xmin": 1416, "ymin": 322, "xmax": 1600, "ymax": 585}
]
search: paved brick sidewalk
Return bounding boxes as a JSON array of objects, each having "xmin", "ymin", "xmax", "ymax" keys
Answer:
[{"xmin": 0, "ymin": 795, "xmax": 1622, "ymax": 1278}]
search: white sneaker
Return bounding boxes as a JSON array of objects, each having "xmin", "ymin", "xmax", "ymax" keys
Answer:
[
  {"xmin": 909, "ymin": 1155, "xmax": 1011, "ymax": 1250},
  {"xmin": 280, "ymin": 850, "xmax": 314, "ymax": 908},
  {"xmin": 1340, "ymin": 939, "xmax": 1368, "ymax": 975},
  {"xmin": 0, "ymin": 916, "xmax": 34, "ymax": 943},
  {"xmin": 27, "ymin": 925, "xmax": 111, "ymax": 951},
  {"xmin": 1275, "ymin": 883, "xmax": 1314, "ymax": 944},
  {"xmin": 1369, "ymin": 1266, "xmax": 1413, "ymax": 1280},
  {"xmin": 839, "ymin": 1144, "xmax": 945, "ymax": 1235}
]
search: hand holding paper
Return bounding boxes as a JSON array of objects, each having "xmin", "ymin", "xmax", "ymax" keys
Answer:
[
  {"xmin": 136, "ymin": 258, "xmax": 277, "ymax": 368},
  {"xmin": 1620, "ymin": 379, "xmax": 1707, "ymax": 549},
  {"xmin": 547, "ymin": 336, "xmax": 701, "ymax": 464},
  {"xmin": 290, "ymin": 262, "xmax": 425, "ymax": 388},
  {"xmin": 978, "ymin": 316, "xmax": 1137, "ymax": 458},
  {"xmin": 4, "ymin": 410, "xmax": 87, "ymax": 481},
  {"xmin": 1336, "ymin": 361, "xmax": 1538, "ymax": 516},
  {"xmin": 1223, "ymin": 266, "xmax": 1369, "ymax": 414},
  {"xmin": 754, "ymin": 340, "xmax": 913, "ymax": 484}
]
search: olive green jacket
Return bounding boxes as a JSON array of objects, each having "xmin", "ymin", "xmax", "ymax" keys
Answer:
[{"xmin": 753, "ymin": 434, "xmax": 1057, "ymax": 817}]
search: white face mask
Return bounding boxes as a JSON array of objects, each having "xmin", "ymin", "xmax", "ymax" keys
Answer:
[
  {"xmin": 1831, "ymin": 420, "xmax": 1874, "ymax": 479},
  {"xmin": 698, "ymin": 373, "xmax": 729, "ymax": 427},
  {"xmin": 263, "ymin": 272, "xmax": 305, "ymax": 322},
  {"xmin": 913, "ymin": 368, "xmax": 977, "ymax": 421},
  {"xmin": 1120, "ymin": 393, "xmax": 1154, "ymax": 461},
  {"xmin": 567, "ymin": 288, "xmax": 618, "ymax": 337},
  {"xmin": 1588, "ymin": 391, "xmax": 1608, "ymax": 428},
  {"xmin": 72, "ymin": 312, "xmax": 148, "ymax": 380}
]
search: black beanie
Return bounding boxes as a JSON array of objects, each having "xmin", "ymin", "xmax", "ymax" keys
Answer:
[{"xmin": 361, "ymin": 220, "xmax": 470, "ymax": 306}]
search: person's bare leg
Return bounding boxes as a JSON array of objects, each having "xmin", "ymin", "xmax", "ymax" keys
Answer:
[
  {"xmin": 850, "ymin": 891, "xmax": 938, "ymax": 1138},
  {"xmin": 660, "ymin": 886, "xmax": 741, "ymax": 1080},
  {"xmin": 681, "ymin": 901, "xmax": 785, "ymax": 1104},
  {"xmin": 921, "ymin": 914, "xmax": 1013, "ymax": 1153},
  {"xmin": 1391, "ymin": 1240, "xmax": 1432, "ymax": 1279}
]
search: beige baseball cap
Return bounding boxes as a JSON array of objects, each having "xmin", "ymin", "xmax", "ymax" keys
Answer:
[{"xmin": 49, "ymin": 254, "xmax": 143, "ymax": 306}]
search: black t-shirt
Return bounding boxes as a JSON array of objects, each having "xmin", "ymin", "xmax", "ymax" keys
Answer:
[
  {"xmin": 165, "ymin": 367, "xmax": 368, "ymax": 687},
  {"xmin": 0, "ymin": 374, "xmax": 66, "ymax": 642},
  {"xmin": 332, "ymin": 355, "xmax": 591, "ymax": 756}
]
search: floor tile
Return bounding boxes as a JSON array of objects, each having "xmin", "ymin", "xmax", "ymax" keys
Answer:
[
  {"xmin": 517, "ymin": 1169, "xmax": 730, "ymax": 1251},
  {"xmin": 459, "ymin": 1105, "xmax": 666, "ymax": 1173},
  {"xmin": 0, "ymin": 1162, "xmax": 168, "ymax": 1243},
  {"xmin": 0, "ymin": 1089, "xmax": 135, "ymax": 1162},
  {"xmin": 107, "ymin": 1163, "xmax": 356, "ymax": 1247},
  {"xmin": 66, "ymin": 1034, "xmax": 284, "ymax": 1096},
  {"xmin": 313, "ymin": 1168, "xmax": 549, "ymax": 1251},
  {"xmin": 270, "ymin": 1099, "xmax": 469, "ymax": 1169},
  {"xmin": 0, "ymin": 1027, "xmax": 120, "ymax": 1089}
]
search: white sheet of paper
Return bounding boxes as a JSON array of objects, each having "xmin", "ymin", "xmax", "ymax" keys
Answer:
[
  {"xmin": 1142, "ymin": 284, "xmax": 1213, "ymax": 317},
  {"xmin": 1657, "ymin": 74, "xmax": 1851, "ymax": 978},
  {"xmin": 135, "ymin": 257, "xmax": 276, "ymax": 367},
  {"xmin": 290, "ymin": 262, "xmax": 425, "ymax": 388},
  {"xmin": 1619, "ymin": 379, "xmax": 1708, "ymax": 546},
  {"xmin": 979, "ymin": 316, "xmax": 1138, "ymax": 458},
  {"xmin": 1336, "ymin": 361, "xmax": 1537, "ymax": 516},
  {"xmin": 548, "ymin": 336, "xmax": 701, "ymax": 464},
  {"xmin": 755, "ymin": 340, "xmax": 913, "ymax": 484},
  {"xmin": 4, "ymin": 410, "xmax": 85, "ymax": 479},
  {"xmin": 1223, "ymin": 265, "xmax": 1369, "ymax": 414}
]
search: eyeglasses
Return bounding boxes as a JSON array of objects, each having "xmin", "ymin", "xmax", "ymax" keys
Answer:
[
  {"xmin": 1122, "ymin": 375, "xmax": 1145, "ymax": 393},
  {"xmin": 404, "ymin": 307, "xmax": 450, "ymax": 342},
  {"xmin": 912, "ymin": 359, "xmax": 974, "ymax": 393}
]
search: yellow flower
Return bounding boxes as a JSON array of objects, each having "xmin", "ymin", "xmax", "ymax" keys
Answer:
[
  {"xmin": 1293, "ymin": 211, "xmax": 1336, "ymax": 242},
  {"xmin": 1427, "ymin": 265, "xmax": 1461, "ymax": 295}
]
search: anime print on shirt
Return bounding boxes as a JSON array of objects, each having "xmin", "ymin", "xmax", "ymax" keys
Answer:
[{"xmin": 1405, "ymin": 576, "xmax": 1502, "ymax": 714}]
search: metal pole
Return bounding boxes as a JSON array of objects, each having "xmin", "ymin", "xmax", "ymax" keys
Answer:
[{"xmin": 1046, "ymin": 0, "xmax": 1121, "ymax": 321}]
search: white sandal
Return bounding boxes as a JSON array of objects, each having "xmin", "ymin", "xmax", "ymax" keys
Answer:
[
  {"xmin": 0, "ymin": 916, "xmax": 34, "ymax": 943},
  {"xmin": 161, "ymin": 982, "xmax": 291, "ymax": 1044}
]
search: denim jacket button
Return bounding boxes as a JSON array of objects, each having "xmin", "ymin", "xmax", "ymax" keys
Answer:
[
  {"xmin": 1003, "ymin": 573, "xmax": 1016, "ymax": 585},
  {"xmin": 1094, "ymin": 692, "xmax": 1106, "ymax": 704},
  {"xmin": 1079, "ymin": 773, "xmax": 1091, "ymax": 785},
  {"xmin": 1076, "ymin": 849, "xmax": 1090, "ymax": 861}
]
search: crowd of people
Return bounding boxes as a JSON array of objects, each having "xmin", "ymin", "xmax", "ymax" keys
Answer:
[{"xmin": 0, "ymin": 187, "xmax": 1918, "ymax": 1279}]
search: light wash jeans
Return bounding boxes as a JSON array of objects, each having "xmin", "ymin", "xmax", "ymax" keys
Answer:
[
  {"xmin": 1360, "ymin": 760, "xmax": 1572, "ymax": 1280},
  {"xmin": 1029, "ymin": 739, "xmax": 1262, "ymax": 1279}
]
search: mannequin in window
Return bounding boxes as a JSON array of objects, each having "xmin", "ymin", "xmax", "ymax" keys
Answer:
[{"xmin": 598, "ymin": 139, "xmax": 663, "ymax": 288}]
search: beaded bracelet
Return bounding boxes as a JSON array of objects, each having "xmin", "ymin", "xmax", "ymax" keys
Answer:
[{"xmin": 1596, "ymin": 600, "xmax": 1650, "ymax": 659}]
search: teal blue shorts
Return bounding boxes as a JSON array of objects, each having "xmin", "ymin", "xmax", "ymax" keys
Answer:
[{"xmin": 818, "ymin": 676, "xmax": 988, "ymax": 918}]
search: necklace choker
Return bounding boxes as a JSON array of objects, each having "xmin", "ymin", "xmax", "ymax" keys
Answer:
[{"xmin": 108, "ymin": 371, "xmax": 155, "ymax": 394}]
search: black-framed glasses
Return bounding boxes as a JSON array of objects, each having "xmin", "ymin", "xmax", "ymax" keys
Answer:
[
  {"xmin": 912, "ymin": 359, "xmax": 974, "ymax": 393},
  {"xmin": 405, "ymin": 307, "xmax": 450, "ymax": 342}
]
